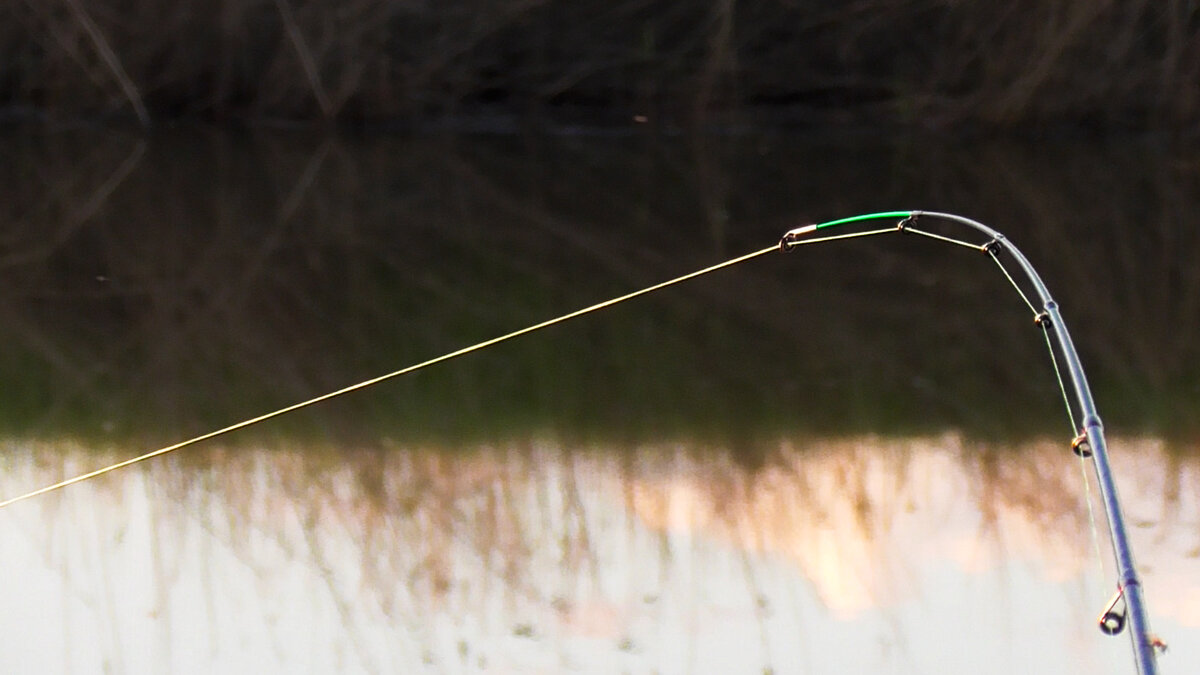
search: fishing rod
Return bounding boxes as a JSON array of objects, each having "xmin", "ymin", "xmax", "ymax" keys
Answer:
[
  {"xmin": 2, "ymin": 210, "xmax": 1160, "ymax": 672},
  {"xmin": 781, "ymin": 210, "xmax": 1161, "ymax": 675}
]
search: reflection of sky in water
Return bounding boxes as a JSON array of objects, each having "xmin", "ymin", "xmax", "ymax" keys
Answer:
[{"xmin": 1, "ymin": 437, "xmax": 1195, "ymax": 674}]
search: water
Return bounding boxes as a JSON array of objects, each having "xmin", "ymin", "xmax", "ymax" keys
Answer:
[
  {"xmin": 4, "ymin": 437, "xmax": 1198, "ymax": 673},
  {"xmin": 1, "ymin": 128, "xmax": 1198, "ymax": 673}
]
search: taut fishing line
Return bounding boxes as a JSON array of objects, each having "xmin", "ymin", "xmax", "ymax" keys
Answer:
[
  {"xmin": 2, "ymin": 210, "xmax": 1161, "ymax": 673},
  {"xmin": 0, "ymin": 245, "xmax": 775, "ymax": 509}
]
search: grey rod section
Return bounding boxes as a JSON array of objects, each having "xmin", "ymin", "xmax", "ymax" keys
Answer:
[{"xmin": 919, "ymin": 211, "xmax": 1158, "ymax": 675}]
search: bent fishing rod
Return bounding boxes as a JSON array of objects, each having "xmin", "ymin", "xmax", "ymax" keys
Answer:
[
  {"xmin": 781, "ymin": 211, "xmax": 1161, "ymax": 675},
  {"xmin": 1, "ymin": 210, "xmax": 1159, "ymax": 673}
]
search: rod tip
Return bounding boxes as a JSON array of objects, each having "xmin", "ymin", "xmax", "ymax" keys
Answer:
[{"xmin": 779, "ymin": 224, "xmax": 817, "ymax": 251}]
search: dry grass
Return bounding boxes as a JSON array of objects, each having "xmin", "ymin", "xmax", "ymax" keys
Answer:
[{"xmin": 1, "ymin": 0, "xmax": 1196, "ymax": 130}]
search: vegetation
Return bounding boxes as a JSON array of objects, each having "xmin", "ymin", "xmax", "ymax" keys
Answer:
[{"xmin": 3, "ymin": 1, "xmax": 1198, "ymax": 130}]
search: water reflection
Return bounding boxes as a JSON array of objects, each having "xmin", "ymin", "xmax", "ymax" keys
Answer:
[
  {"xmin": 2, "ymin": 131, "xmax": 1199, "ymax": 443},
  {"xmin": 4, "ymin": 437, "xmax": 1197, "ymax": 674}
]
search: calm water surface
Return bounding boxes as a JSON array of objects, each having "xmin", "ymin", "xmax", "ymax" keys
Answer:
[
  {"xmin": 3, "ymin": 437, "xmax": 1198, "ymax": 674},
  {"xmin": 1, "ymin": 129, "xmax": 1198, "ymax": 673}
]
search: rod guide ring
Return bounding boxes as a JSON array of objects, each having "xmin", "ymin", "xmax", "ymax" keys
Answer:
[{"xmin": 1072, "ymin": 433, "xmax": 1093, "ymax": 458}]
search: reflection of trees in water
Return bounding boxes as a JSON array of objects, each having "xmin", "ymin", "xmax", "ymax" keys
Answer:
[
  {"xmin": 7, "ymin": 436, "xmax": 1194, "ymax": 672},
  {"xmin": 2, "ymin": 132, "xmax": 1198, "ymax": 443}
]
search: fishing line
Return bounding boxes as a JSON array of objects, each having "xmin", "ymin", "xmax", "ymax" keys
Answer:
[
  {"xmin": 992, "ymin": 237, "xmax": 1110, "ymax": 590},
  {"xmin": 899, "ymin": 225, "xmax": 983, "ymax": 251},
  {"xmin": 1078, "ymin": 442, "xmax": 1110, "ymax": 587},
  {"xmin": 1038, "ymin": 322, "xmax": 1079, "ymax": 432},
  {"xmin": 986, "ymin": 247, "xmax": 1040, "ymax": 317},
  {"xmin": 781, "ymin": 227, "xmax": 896, "ymax": 246},
  {"xmin": 1037, "ymin": 311, "xmax": 1110, "ymax": 593},
  {"xmin": 0, "ymin": 245, "xmax": 776, "ymax": 510}
]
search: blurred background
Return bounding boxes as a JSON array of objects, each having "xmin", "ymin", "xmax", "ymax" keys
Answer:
[
  {"xmin": 2, "ymin": 1, "xmax": 1198, "ymax": 131},
  {"xmin": 1, "ymin": 3, "xmax": 1199, "ymax": 674}
]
